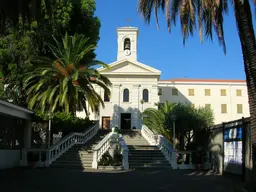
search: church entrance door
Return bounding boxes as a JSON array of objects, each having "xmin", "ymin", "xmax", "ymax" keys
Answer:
[{"xmin": 120, "ymin": 113, "xmax": 131, "ymax": 130}]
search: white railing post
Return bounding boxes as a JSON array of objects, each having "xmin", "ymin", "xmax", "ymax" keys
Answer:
[
  {"xmin": 119, "ymin": 137, "xmax": 129, "ymax": 170},
  {"xmin": 122, "ymin": 149, "xmax": 129, "ymax": 170},
  {"xmin": 92, "ymin": 150, "xmax": 98, "ymax": 169},
  {"xmin": 171, "ymin": 152, "xmax": 178, "ymax": 169},
  {"xmin": 92, "ymin": 132, "xmax": 112, "ymax": 169}
]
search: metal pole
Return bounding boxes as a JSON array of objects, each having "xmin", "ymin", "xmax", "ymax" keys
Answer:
[
  {"xmin": 173, "ymin": 121, "xmax": 176, "ymax": 150},
  {"xmin": 48, "ymin": 119, "xmax": 51, "ymax": 148}
]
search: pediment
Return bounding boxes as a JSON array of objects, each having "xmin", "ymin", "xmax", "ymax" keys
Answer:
[{"xmin": 98, "ymin": 59, "xmax": 161, "ymax": 76}]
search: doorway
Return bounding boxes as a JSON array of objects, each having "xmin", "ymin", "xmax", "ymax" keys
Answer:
[
  {"xmin": 102, "ymin": 116, "xmax": 111, "ymax": 130},
  {"xmin": 120, "ymin": 113, "xmax": 131, "ymax": 130}
]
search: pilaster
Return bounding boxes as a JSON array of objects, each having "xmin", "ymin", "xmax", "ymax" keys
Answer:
[{"xmin": 132, "ymin": 84, "xmax": 141, "ymax": 129}]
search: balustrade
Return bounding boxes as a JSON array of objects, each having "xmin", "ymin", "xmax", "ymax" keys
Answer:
[{"xmin": 20, "ymin": 122, "xmax": 99, "ymax": 167}]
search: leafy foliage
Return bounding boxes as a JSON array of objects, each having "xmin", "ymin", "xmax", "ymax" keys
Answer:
[
  {"xmin": 24, "ymin": 33, "xmax": 111, "ymax": 116},
  {"xmin": 142, "ymin": 101, "xmax": 214, "ymax": 148},
  {"xmin": 138, "ymin": 0, "xmax": 229, "ymax": 53},
  {"xmin": 0, "ymin": 22, "xmax": 38, "ymax": 106},
  {"xmin": 35, "ymin": 111, "xmax": 93, "ymax": 137},
  {"xmin": 98, "ymin": 150, "xmax": 123, "ymax": 166},
  {"xmin": 0, "ymin": 0, "xmax": 101, "ymax": 107}
]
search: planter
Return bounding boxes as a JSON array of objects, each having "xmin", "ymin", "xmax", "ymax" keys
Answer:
[{"xmin": 98, "ymin": 166, "xmax": 123, "ymax": 171}]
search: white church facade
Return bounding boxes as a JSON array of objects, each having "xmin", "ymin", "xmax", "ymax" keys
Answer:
[{"xmin": 77, "ymin": 26, "xmax": 250, "ymax": 130}]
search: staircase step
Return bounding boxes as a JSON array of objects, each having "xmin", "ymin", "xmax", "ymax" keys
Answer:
[
  {"xmin": 129, "ymin": 156, "xmax": 167, "ymax": 161},
  {"xmin": 51, "ymin": 130, "xmax": 109, "ymax": 170},
  {"xmin": 58, "ymin": 156, "xmax": 93, "ymax": 160},
  {"xmin": 51, "ymin": 164, "xmax": 92, "ymax": 168},
  {"xmin": 129, "ymin": 163, "xmax": 171, "ymax": 167},
  {"xmin": 54, "ymin": 159, "xmax": 92, "ymax": 164},
  {"xmin": 129, "ymin": 151, "xmax": 163, "ymax": 154}
]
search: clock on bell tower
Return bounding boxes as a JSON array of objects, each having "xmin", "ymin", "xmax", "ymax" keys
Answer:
[{"xmin": 117, "ymin": 26, "xmax": 139, "ymax": 61}]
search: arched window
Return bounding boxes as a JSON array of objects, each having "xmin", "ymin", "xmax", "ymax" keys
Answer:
[
  {"xmin": 104, "ymin": 90, "xmax": 110, "ymax": 102},
  {"xmin": 142, "ymin": 89, "xmax": 149, "ymax": 102},
  {"xmin": 123, "ymin": 88, "xmax": 129, "ymax": 102},
  {"xmin": 124, "ymin": 38, "xmax": 131, "ymax": 50}
]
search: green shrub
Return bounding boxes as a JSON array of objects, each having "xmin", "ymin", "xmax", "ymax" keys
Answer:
[
  {"xmin": 34, "ymin": 111, "xmax": 93, "ymax": 136},
  {"xmin": 98, "ymin": 149, "xmax": 123, "ymax": 166}
]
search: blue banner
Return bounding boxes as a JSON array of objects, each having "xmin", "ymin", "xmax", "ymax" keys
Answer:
[{"xmin": 224, "ymin": 127, "xmax": 242, "ymax": 141}]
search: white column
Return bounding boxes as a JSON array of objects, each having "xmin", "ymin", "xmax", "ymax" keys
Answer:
[
  {"xmin": 23, "ymin": 120, "xmax": 32, "ymax": 148},
  {"xmin": 132, "ymin": 84, "xmax": 140, "ymax": 129},
  {"xmin": 112, "ymin": 84, "xmax": 122, "ymax": 128}
]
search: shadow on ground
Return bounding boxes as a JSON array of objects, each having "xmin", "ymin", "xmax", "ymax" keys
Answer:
[{"xmin": 0, "ymin": 168, "xmax": 243, "ymax": 192}]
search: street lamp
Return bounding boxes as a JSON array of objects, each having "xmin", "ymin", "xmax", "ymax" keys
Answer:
[
  {"xmin": 140, "ymin": 99, "xmax": 145, "ymax": 112},
  {"xmin": 48, "ymin": 112, "xmax": 52, "ymax": 148},
  {"xmin": 171, "ymin": 114, "xmax": 176, "ymax": 150}
]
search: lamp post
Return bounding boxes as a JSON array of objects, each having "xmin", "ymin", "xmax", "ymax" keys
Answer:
[
  {"xmin": 48, "ymin": 112, "xmax": 52, "ymax": 148},
  {"xmin": 171, "ymin": 114, "xmax": 176, "ymax": 150},
  {"xmin": 140, "ymin": 99, "xmax": 145, "ymax": 112}
]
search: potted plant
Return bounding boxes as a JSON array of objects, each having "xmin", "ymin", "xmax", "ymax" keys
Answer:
[{"xmin": 27, "ymin": 152, "xmax": 40, "ymax": 168}]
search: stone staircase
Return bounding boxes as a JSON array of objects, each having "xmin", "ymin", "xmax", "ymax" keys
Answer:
[
  {"xmin": 51, "ymin": 130, "xmax": 109, "ymax": 170},
  {"xmin": 122, "ymin": 131, "xmax": 171, "ymax": 169}
]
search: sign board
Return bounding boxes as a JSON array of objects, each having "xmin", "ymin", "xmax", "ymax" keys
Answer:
[{"xmin": 223, "ymin": 127, "xmax": 243, "ymax": 175}]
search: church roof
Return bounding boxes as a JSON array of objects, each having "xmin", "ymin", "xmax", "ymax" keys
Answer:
[{"xmin": 98, "ymin": 59, "xmax": 161, "ymax": 76}]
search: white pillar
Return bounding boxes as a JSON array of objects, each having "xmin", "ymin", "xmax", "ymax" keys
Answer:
[{"xmin": 23, "ymin": 120, "xmax": 32, "ymax": 148}]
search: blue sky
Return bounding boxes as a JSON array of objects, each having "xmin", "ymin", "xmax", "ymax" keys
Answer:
[{"xmin": 94, "ymin": 0, "xmax": 249, "ymax": 80}]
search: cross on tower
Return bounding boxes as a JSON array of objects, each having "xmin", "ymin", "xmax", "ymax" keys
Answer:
[{"xmin": 126, "ymin": 18, "xmax": 131, "ymax": 26}]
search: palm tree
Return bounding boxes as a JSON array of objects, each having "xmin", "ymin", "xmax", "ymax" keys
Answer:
[
  {"xmin": 142, "ymin": 101, "xmax": 176, "ymax": 142},
  {"xmin": 24, "ymin": 32, "xmax": 111, "ymax": 116},
  {"xmin": 138, "ymin": 0, "xmax": 256, "ymax": 166}
]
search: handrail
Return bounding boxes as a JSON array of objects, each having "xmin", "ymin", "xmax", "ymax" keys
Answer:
[
  {"xmin": 94, "ymin": 132, "xmax": 112, "ymax": 150},
  {"xmin": 92, "ymin": 132, "xmax": 111, "ymax": 169},
  {"xmin": 141, "ymin": 124, "xmax": 158, "ymax": 145},
  {"xmin": 92, "ymin": 132, "xmax": 129, "ymax": 170},
  {"xmin": 20, "ymin": 122, "xmax": 99, "ymax": 167},
  {"xmin": 141, "ymin": 124, "xmax": 177, "ymax": 168}
]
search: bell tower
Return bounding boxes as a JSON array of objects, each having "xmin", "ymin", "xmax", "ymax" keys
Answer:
[{"xmin": 117, "ymin": 26, "xmax": 139, "ymax": 61}]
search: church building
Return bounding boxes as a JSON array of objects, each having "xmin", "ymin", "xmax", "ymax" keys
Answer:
[{"xmin": 77, "ymin": 26, "xmax": 250, "ymax": 130}]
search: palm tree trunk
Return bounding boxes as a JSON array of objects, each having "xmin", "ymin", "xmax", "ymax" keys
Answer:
[{"xmin": 233, "ymin": 0, "xmax": 256, "ymax": 182}]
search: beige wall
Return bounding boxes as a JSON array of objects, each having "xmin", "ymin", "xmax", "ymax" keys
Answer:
[{"xmin": 159, "ymin": 81, "xmax": 249, "ymax": 124}]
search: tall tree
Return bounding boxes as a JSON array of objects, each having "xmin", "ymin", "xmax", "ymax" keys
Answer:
[
  {"xmin": 138, "ymin": 0, "xmax": 256, "ymax": 167},
  {"xmin": 142, "ymin": 101, "xmax": 214, "ymax": 148},
  {"xmin": 24, "ymin": 33, "xmax": 111, "ymax": 116},
  {"xmin": 0, "ymin": 0, "xmax": 101, "ymax": 106}
]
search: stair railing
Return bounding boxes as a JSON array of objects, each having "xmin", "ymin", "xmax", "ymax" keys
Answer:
[
  {"xmin": 21, "ymin": 121, "xmax": 99, "ymax": 167},
  {"xmin": 92, "ymin": 133, "xmax": 129, "ymax": 170},
  {"xmin": 141, "ymin": 124, "xmax": 158, "ymax": 145},
  {"xmin": 119, "ymin": 137, "xmax": 129, "ymax": 170},
  {"xmin": 141, "ymin": 124, "xmax": 177, "ymax": 169},
  {"xmin": 92, "ymin": 132, "xmax": 112, "ymax": 169}
]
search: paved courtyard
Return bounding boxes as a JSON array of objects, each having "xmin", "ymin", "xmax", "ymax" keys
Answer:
[{"xmin": 0, "ymin": 168, "xmax": 243, "ymax": 192}]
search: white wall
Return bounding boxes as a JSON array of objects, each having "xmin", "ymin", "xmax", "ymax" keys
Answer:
[
  {"xmin": 0, "ymin": 150, "xmax": 20, "ymax": 169},
  {"xmin": 97, "ymin": 75, "xmax": 159, "ymax": 129},
  {"xmin": 159, "ymin": 81, "xmax": 250, "ymax": 124},
  {"xmin": 77, "ymin": 75, "xmax": 159, "ymax": 130}
]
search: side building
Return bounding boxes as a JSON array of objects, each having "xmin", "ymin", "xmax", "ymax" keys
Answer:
[{"xmin": 158, "ymin": 78, "xmax": 250, "ymax": 124}]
